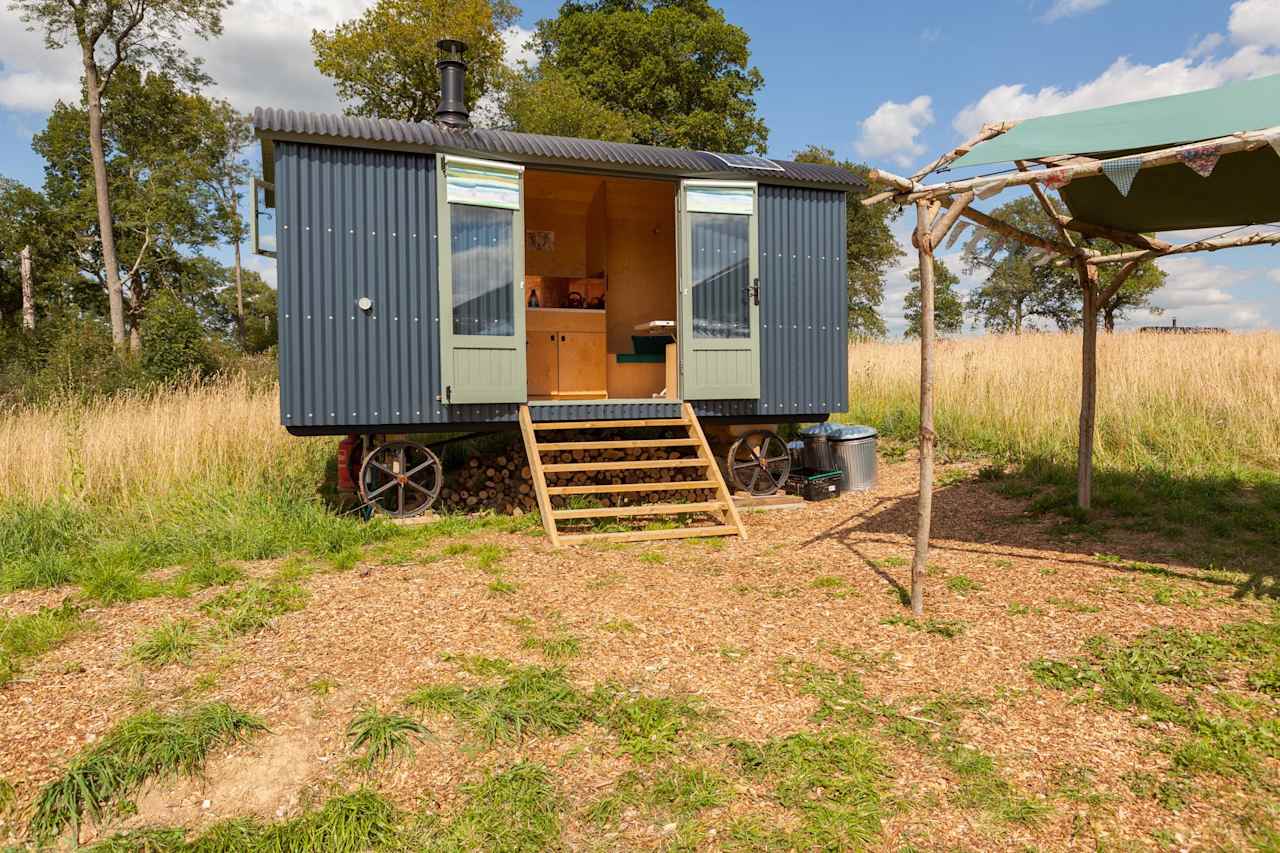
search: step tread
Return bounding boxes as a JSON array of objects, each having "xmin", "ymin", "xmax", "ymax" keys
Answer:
[
  {"xmin": 546, "ymin": 480, "xmax": 718, "ymax": 496},
  {"xmin": 542, "ymin": 458, "xmax": 708, "ymax": 473},
  {"xmin": 552, "ymin": 501, "xmax": 726, "ymax": 520},
  {"xmin": 532, "ymin": 418, "xmax": 689, "ymax": 430},
  {"xmin": 558, "ymin": 524, "xmax": 740, "ymax": 546},
  {"xmin": 536, "ymin": 438, "xmax": 700, "ymax": 452}
]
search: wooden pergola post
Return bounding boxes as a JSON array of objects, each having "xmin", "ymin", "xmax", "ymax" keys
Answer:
[
  {"xmin": 1076, "ymin": 259, "xmax": 1099, "ymax": 510},
  {"xmin": 911, "ymin": 200, "xmax": 936, "ymax": 617}
]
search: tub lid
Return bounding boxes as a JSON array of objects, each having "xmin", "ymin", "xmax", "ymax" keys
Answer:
[{"xmin": 799, "ymin": 423, "xmax": 878, "ymax": 441}]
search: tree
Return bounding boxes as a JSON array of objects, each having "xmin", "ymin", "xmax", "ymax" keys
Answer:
[
  {"xmin": 11, "ymin": 0, "xmax": 229, "ymax": 348},
  {"xmin": 33, "ymin": 68, "xmax": 238, "ymax": 345},
  {"xmin": 312, "ymin": 0, "xmax": 518, "ymax": 124},
  {"xmin": 502, "ymin": 70, "xmax": 634, "ymax": 142},
  {"xmin": 522, "ymin": 0, "xmax": 767, "ymax": 154},
  {"xmin": 792, "ymin": 146, "xmax": 902, "ymax": 338},
  {"xmin": 963, "ymin": 196, "xmax": 1080, "ymax": 333},
  {"xmin": 199, "ymin": 102, "xmax": 254, "ymax": 339},
  {"xmin": 1095, "ymin": 241, "xmax": 1165, "ymax": 331},
  {"xmin": 905, "ymin": 258, "xmax": 963, "ymax": 338},
  {"xmin": 0, "ymin": 179, "xmax": 63, "ymax": 330}
]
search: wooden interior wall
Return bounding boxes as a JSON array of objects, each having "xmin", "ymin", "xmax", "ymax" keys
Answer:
[
  {"xmin": 523, "ymin": 171, "xmax": 596, "ymax": 278},
  {"xmin": 603, "ymin": 177, "xmax": 677, "ymax": 355}
]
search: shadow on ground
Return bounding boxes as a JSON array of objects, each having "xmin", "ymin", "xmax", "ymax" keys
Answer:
[{"xmin": 807, "ymin": 457, "xmax": 1280, "ymax": 602}]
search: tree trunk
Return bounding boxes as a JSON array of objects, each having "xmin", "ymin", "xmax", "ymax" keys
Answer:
[
  {"xmin": 20, "ymin": 245, "xmax": 34, "ymax": 331},
  {"xmin": 83, "ymin": 60, "xmax": 127, "ymax": 348},
  {"xmin": 1077, "ymin": 261, "xmax": 1099, "ymax": 511},
  {"xmin": 911, "ymin": 200, "xmax": 936, "ymax": 618},
  {"xmin": 233, "ymin": 238, "xmax": 245, "ymax": 342}
]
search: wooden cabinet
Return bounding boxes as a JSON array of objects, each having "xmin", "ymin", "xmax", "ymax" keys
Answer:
[{"xmin": 526, "ymin": 309, "xmax": 607, "ymax": 399}]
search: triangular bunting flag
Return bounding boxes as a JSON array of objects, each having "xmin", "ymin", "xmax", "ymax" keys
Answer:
[
  {"xmin": 1043, "ymin": 170, "xmax": 1073, "ymax": 191},
  {"xmin": 1178, "ymin": 145, "xmax": 1221, "ymax": 178},
  {"xmin": 1101, "ymin": 156, "xmax": 1142, "ymax": 196},
  {"xmin": 1264, "ymin": 129, "xmax": 1280, "ymax": 159},
  {"xmin": 944, "ymin": 220, "xmax": 971, "ymax": 250},
  {"xmin": 975, "ymin": 178, "xmax": 1006, "ymax": 200}
]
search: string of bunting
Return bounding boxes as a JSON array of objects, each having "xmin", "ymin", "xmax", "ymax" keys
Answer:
[{"xmin": 944, "ymin": 220, "xmax": 971, "ymax": 250}]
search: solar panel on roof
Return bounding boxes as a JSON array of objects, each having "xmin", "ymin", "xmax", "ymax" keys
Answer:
[{"xmin": 704, "ymin": 151, "xmax": 785, "ymax": 171}]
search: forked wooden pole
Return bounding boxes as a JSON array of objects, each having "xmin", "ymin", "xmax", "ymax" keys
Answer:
[
  {"xmin": 911, "ymin": 200, "xmax": 936, "ymax": 617},
  {"xmin": 1076, "ymin": 261, "xmax": 1099, "ymax": 511}
]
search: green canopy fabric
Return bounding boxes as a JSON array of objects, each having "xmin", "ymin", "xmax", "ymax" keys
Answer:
[
  {"xmin": 946, "ymin": 75, "xmax": 1280, "ymax": 232},
  {"xmin": 950, "ymin": 74, "xmax": 1280, "ymax": 169}
]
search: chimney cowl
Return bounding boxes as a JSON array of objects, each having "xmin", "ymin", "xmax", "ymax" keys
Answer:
[{"xmin": 435, "ymin": 38, "xmax": 471, "ymax": 129}]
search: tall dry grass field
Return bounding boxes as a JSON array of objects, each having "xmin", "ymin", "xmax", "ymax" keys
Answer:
[
  {"xmin": 0, "ymin": 374, "xmax": 327, "ymax": 506},
  {"xmin": 845, "ymin": 331, "xmax": 1280, "ymax": 475}
]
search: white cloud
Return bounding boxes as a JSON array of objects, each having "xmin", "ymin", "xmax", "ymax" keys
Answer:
[
  {"xmin": 1132, "ymin": 256, "xmax": 1268, "ymax": 330},
  {"xmin": 855, "ymin": 95, "xmax": 934, "ymax": 168},
  {"xmin": 503, "ymin": 25, "xmax": 536, "ymax": 69},
  {"xmin": 0, "ymin": 2, "xmax": 534, "ymax": 118},
  {"xmin": 1228, "ymin": 0, "xmax": 1280, "ymax": 49},
  {"xmin": 954, "ymin": 0, "xmax": 1280, "ymax": 136},
  {"xmin": 1043, "ymin": 0, "xmax": 1109, "ymax": 22}
]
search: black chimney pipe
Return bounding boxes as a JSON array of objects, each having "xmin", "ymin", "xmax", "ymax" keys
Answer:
[{"xmin": 435, "ymin": 39, "xmax": 471, "ymax": 129}]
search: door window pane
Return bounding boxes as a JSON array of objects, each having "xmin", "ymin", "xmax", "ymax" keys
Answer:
[
  {"xmin": 691, "ymin": 212, "xmax": 750, "ymax": 339},
  {"xmin": 451, "ymin": 204, "xmax": 514, "ymax": 336}
]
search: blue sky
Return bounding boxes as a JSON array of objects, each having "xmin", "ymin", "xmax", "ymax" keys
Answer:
[{"xmin": 2, "ymin": 0, "xmax": 1278, "ymax": 334}]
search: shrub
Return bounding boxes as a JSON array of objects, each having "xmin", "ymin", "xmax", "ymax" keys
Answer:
[{"xmin": 139, "ymin": 291, "xmax": 218, "ymax": 384}]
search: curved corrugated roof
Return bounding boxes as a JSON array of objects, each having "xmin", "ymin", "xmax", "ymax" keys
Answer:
[{"xmin": 253, "ymin": 107, "xmax": 863, "ymax": 190}]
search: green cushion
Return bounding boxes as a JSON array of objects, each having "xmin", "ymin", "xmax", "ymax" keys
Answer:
[{"xmin": 616, "ymin": 353, "xmax": 665, "ymax": 364}]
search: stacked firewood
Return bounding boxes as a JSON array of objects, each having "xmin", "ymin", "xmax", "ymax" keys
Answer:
[{"xmin": 438, "ymin": 431, "xmax": 719, "ymax": 514}]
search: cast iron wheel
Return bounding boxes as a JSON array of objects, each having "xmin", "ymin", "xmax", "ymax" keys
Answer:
[
  {"xmin": 727, "ymin": 430, "xmax": 791, "ymax": 496},
  {"xmin": 359, "ymin": 440, "xmax": 443, "ymax": 518}
]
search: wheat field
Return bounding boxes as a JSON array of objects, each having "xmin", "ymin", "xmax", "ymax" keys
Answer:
[
  {"xmin": 0, "ymin": 374, "xmax": 328, "ymax": 506},
  {"xmin": 1, "ymin": 331, "xmax": 1277, "ymax": 508},
  {"xmin": 844, "ymin": 331, "xmax": 1280, "ymax": 475}
]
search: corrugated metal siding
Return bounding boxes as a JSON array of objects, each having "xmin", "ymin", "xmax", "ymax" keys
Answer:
[
  {"xmin": 255, "ymin": 107, "xmax": 862, "ymax": 190},
  {"xmin": 277, "ymin": 143, "xmax": 848, "ymax": 430},
  {"xmin": 694, "ymin": 185, "xmax": 848, "ymax": 420},
  {"xmin": 529, "ymin": 401, "xmax": 684, "ymax": 422}
]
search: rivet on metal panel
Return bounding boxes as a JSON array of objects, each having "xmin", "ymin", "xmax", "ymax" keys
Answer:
[
  {"xmin": 283, "ymin": 225, "xmax": 289, "ymax": 230},
  {"xmin": 284, "ymin": 313, "xmax": 290, "ymax": 319},
  {"xmin": 285, "ymin": 413, "xmax": 291, "ymax": 419}
]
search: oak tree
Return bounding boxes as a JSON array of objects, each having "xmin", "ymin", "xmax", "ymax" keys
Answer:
[{"xmin": 905, "ymin": 258, "xmax": 964, "ymax": 338}]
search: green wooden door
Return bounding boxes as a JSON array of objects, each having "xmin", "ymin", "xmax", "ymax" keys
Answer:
[
  {"xmin": 438, "ymin": 155, "xmax": 528, "ymax": 404},
  {"xmin": 677, "ymin": 180, "xmax": 761, "ymax": 400}
]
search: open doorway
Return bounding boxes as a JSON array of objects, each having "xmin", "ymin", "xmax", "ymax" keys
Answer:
[{"xmin": 522, "ymin": 170, "xmax": 678, "ymax": 401}]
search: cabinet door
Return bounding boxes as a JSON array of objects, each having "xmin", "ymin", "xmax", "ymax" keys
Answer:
[
  {"xmin": 557, "ymin": 332, "xmax": 607, "ymax": 396},
  {"xmin": 527, "ymin": 331, "xmax": 559, "ymax": 397}
]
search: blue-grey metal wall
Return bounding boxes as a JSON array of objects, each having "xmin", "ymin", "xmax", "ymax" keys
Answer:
[
  {"xmin": 694, "ymin": 184, "xmax": 848, "ymax": 419},
  {"xmin": 277, "ymin": 142, "xmax": 846, "ymax": 431}
]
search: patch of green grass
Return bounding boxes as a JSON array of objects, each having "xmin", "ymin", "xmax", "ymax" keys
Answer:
[
  {"xmin": 346, "ymin": 706, "xmax": 430, "ymax": 770},
  {"xmin": 810, "ymin": 575, "xmax": 847, "ymax": 589},
  {"xmin": 487, "ymin": 578, "xmax": 518, "ymax": 596},
  {"xmin": 590, "ymin": 686, "xmax": 707, "ymax": 764},
  {"xmin": 174, "ymin": 558, "xmax": 243, "ymax": 592},
  {"xmin": 470, "ymin": 544, "xmax": 508, "ymax": 574},
  {"xmin": 0, "ymin": 776, "xmax": 16, "ymax": 817},
  {"xmin": 405, "ymin": 666, "xmax": 590, "ymax": 744},
  {"xmin": 882, "ymin": 614, "xmax": 967, "ymax": 638},
  {"xmin": 780, "ymin": 660, "xmax": 873, "ymax": 726},
  {"xmin": 600, "ymin": 618, "xmax": 638, "ymax": 634},
  {"xmin": 520, "ymin": 630, "xmax": 582, "ymax": 662},
  {"xmin": 1030, "ymin": 616, "xmax": 1280, "ymax": 783},
  {"xmin": 638, "ymin": 550, "xmax": 666, "ymax": 565},
  {"xmin": 1007, "ymin": 602, "xmax": 1032, "ymax": 616},
  {"xmin": 1147, "ymin": 580, "xmax": 1204, "ymax": 608},
  {"xmin": 0, "ymin": 487, "xmax": 399, "ymax": 600},
  {"xmin": 200, "ymin": 581, "xmax": 308, "ymax": 636},
  {"xmin": 130, "ymin": 620, "xmax": 204, "ymax": 668},
  {"xmin": 1122, "ymin": 770, "xmax": 1189, "ymax": 811},
  {"xmin": 719, "ymin": 644, "xmax": 747, "ymax": 661},
  {"xmin": 885, "ymin": 696, "xmax": 1050, "ymax": 826},
  {"xmin": 29, "ymin": 703, "xmax": 265, "ymax": 843},
  {"xmin": 306, "ymin": 676, "xmax": 338, "ymax": 697},
  {"xmin": 946, "ymin": 575, "xmax": 983, "ymax": 594},
  {"xmin": 874, "ymin": 555, "xmax": 908, "ymax": 569},
  {"xmin": 441, "ymin": 654, "xmax": 513, "ymax": 678},
  {"xmin": 193, "ymin": 787, "xmax": 401, "ymax": 852},
  {"xmin": 585, "ymin": 765, "xmax": 728, "ymax": 829},
  {"xmin": 420, "ymin": 763, "xmax": 560, "ymax": 853},
  {"xmin": 0, "ymin": 601, "xmax": 86, "ymax": 687},
  {"xmin": 731, "ymin": 732, "xmax": 886, "ymax": 849},
  {"xmin": 328, "ymin": 547, "xmax": 361, "ymax": 572}
]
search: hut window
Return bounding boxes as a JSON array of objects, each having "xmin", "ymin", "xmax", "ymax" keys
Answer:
[
  {"xmin": 690, "ymin": 212, "xmax": 750, "ymax": 339},
  {"xmin": 449, "ymin": 204, "xmax": 515, "ymax": 336},
  {"xmin": 444, "ymin": 156, "xmax": 523, "ymax": 337}
]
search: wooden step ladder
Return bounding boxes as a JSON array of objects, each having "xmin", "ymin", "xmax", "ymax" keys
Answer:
[{"xmin": 518, "ymin": 403, "xmax": 747, "ymax": 547}]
